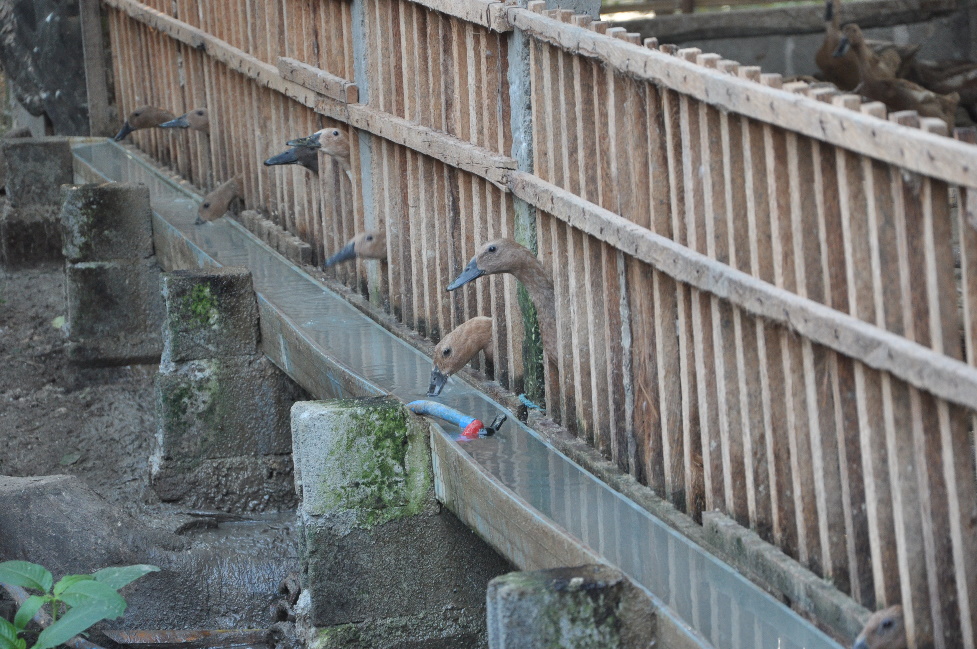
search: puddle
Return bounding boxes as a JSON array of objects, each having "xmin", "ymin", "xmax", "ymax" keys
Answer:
[{"xmin": 74, "ymin": 141, "xmax": 844, "ymax": 649}]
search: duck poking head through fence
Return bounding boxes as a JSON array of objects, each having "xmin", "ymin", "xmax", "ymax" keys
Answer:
[
  {"xmin": 427, "ymin": 316, "xmax": 493, "ymax": 397},
  {"xmin": 197, "ymin": 176, "xmax": 242, "ymax": 225},
  {"xmin": 263, "ymin": 146, "xmax": 319, "ymax": 175},
  {"xmin": 286, "ymin": 128, "xmax": 352, "ymax": 180},
  {"xmin": 852, "ymin": 605, "xmax": 906, "ymax": 649},
  {"xmin": 114, "ymin": 106, "xmax": 175, "ymax": 141},
  {"xmin": 323, "ymin": 231, "xmax": 386, "ymax": 268},
  {"xmin": 159, "ymin": 108, "xmax": 210, "ymax": 134}
]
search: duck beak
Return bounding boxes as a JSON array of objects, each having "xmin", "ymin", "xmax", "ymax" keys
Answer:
[
  {"xmin": 852, "ymin": 641, "xmax": 868, "ymax": 649},
  {"xmin": 194, "ymin": 215, "xmax": 205, "ymax": 226},
  {"xmin": 833, "ymin": 36, "xmax": 850, "ymax": 57},
  {"xmin": 427, "ymin": 369, "xmax": 449, "ymax": 397},
  {"xmin": 264, "ymin": 148, "xmax": 302, "ymax": 166},
  {"xmin": 324, "ymin": 241, "xmax": 356, "ymax": 268},
  {"xmin": 286, "ymin": 132, "xmax": 320, "ymax": 148},
  {"xmin": 159, "ymin": 114, "xmax": 190, "ymax": 129},
  {"xmin": 113, "ymin": 121, "xmax": 135, "ymax": 141},
  {"xmin": 446, "ymin": 258, "xmax": 485, "ymax": 291}
]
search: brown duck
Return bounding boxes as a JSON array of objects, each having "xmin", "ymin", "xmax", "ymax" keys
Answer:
[
  {"xmin": 323, "ymin": 231, "xmax": 386, "ymax": 268},
  {"xmin": 852, "ymin": 605, "xmax": 906, "ymax": 649},
  {"xmin": 197, "ymin": 176, "xmax": 241, "ymax": 225},
  {"xmin": 835, "ymin": 24, "xmax": 958, "ymax": 128},
  {"xmin": 114, "ymin": 106, "xmax": 175, "ymax": 141},
  {"xmin": 427, "ymin": 316, "xmax": 493, "ymax": 396}
]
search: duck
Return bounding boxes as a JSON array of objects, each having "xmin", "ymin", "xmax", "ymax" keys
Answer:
[
  {"xmin": 197, "ymin": 176, "xmax": 241, "ymax": 225},
  {"xmin": 852, "ymin": 605, "xmax": 906, "ymax": 649},
  {"xmin": 446, "ymin": 239, "xmax": 556, "ymax": 365},
  {"xmin": 427, "ymin": 316, "xmax": 493, "ymax": 396},
  {"xmin": 815, "ymin": 0, "xmax": 918, "ymax": 91},
  {"xmin": 285, "ymin": 128, "xmax": 352, "ymax": 180},
  {"xmin": 905, "ymin": 58, "xmax": 977, "ymax": 123},
  {"xmin": 159, "ymin": 108, "xmax": 209, "ymax": 134},
  {"xmin": 835, "ymin": 24, "xmax": 958, "ymax": 129},
  {"xmin": 323, "ymin": 231, "xmax": 386, "ymax": 267},
  {"xmin": 263, "ymin": 146, "xmax": 319, "ymax": 175},
  {"xmin": 113, "ymin": 105, "xmax": 175, "ymax": 141}
]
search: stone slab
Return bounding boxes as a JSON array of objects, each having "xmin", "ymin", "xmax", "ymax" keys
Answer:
[
  {"xmin": 161, "ymin": 266, "xmax": 259, "ymax": 362},
  {"xmin": 486, "ymin": 565, "xmax": 655, "ymax": 649},
  {"xmin": 310, "ymin": 607, "xmax": 487, "ymax": 649},
  {"xmin": 0, "ymin": 201, "xmax": 62, "ymax": 267},
  {"xmin": 290, "ymin": 399, "xmax": 432, "ymax": 527},
  {"xmin": 151, "ymin": 454, "xmax": 298, "ymax": 512},
  {"xmin": 155, "ymin": 356, "xmax": 299, "ymax": 464},
  {"xmin": 65, "ymin": 257, "xmax": 164, "ymax": 365},
  {"xmin": 60, "ymin": 183, "xmax": 154, "ymax": 262},
  {"xmin": 1, "ymin": 137, "xmax": 73, "ymax": 207}
]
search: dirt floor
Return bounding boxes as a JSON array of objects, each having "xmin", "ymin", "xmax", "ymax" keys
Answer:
[{"xmin": 0, "ymin": 262, "xmax": 160, "ymax": 510}]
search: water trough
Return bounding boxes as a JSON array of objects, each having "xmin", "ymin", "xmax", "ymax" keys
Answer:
[{"xmin": 72, "ymin": 140, "xmax": 845, "ymax": 649}]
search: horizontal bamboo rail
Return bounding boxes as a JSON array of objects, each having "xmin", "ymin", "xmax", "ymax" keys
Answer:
[{"xmin": 100, "ymin": 0, "xmax": 977, "ymax": 646}]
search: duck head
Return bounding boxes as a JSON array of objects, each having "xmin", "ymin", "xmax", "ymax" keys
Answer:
[
  {"xmin": 852, "ymin": 605, "xmax": 906, "ymax": 649},
  {"xmin": 114, "ymin": 106, "xmax": 175, "ymax": 141},
  {"xmin": 285, "ymin": 127, "xmax": 350, "ymax": 160},
  {"xmin": 833, "ymin": 23, "xmax": 865, "ymax": 57},
  {"xmin": 428, "ymin": 316, "xmax": 493, "ymax": 396},
  {"xmin": 447, "ymin": 239, "xmax": 535, "ymax": 290},
  {"xmin": 160, "ymin": 108, "xmax": 209, "ymax": 133},
  {"xmin": 263, "ymin": 146, "xmax": 319, "ymax": 174},
  {"xmin": 323, "ymin": 231, "xmax": 386, "ymax": 268},
  {"xmin": 197, "ymin": 176, "xmax": 241, "ymax": 225}
]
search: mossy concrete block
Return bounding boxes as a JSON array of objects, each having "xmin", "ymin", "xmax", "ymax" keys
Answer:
[
  {"xmin": 154, "ymin": 356, "xmax": 298, "ymax": 464},
  {"xmin": 161, "ymin": 266, "xmax": 259, "ymax": 362},
  {"xmin": 1, "ymin": 137, "xmax": 73, "ymax": 207},
  {"xmin": 304, "ymin": 509, "xmax": 509, "ymax": 628},
  {"xmin": 0, "ymin": 201, "xmax": 62, "ymax": 268},
  {"xmin": 151, "ymin": 454, "xmax": 297, "ymax": 512},
  {"xmin": 486, "ymin": 565, "xmax": 655, "ymax": 649},
  {"xmin": 310, "ymin": 607, "xmax": 487, "ymax": 649},
  {"xmin": 60, "ymin": 183, "xmax": 154, "ymax": 262},
  {"xmin": 65, "ymin": 258, "xmax": 164, "ymax": 365},
  {"xmin": 291, "ymin": 399, "xmax": 433, "ymax": 529}
]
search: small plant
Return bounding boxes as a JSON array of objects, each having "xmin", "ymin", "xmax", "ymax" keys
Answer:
[{"xmin": 0, "ymin": 561, "xmax": 159, "ymax": 649}]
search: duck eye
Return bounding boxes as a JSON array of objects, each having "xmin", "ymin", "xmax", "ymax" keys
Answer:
[
  {"xmin": 881, "ymin": 619, "xmax": 894, "ymax": 631},
  {"xmin": 442, "ymin": 348, "xmax": 452, "ymax": 357},
  {"xmin": 196, "ymin": 110, "xmax": 204, "ymax": 115},
  {"xmin": 488, "ymin": 245, "xmax": 497, "ymax": 253},
  {"xmin": 332, "ymin": 130, "xmax": 340, "ymax": 136},
  {"xmin": 366, "ymin": 235, "xmax": 373, "ymax": 241},
  {"xmin": 203, "ymin": 202, "xmax": 211, "ymax": 208},
  {"xmin": 134, "ymin": 111, "xmax": 142, "ymax": 116}
]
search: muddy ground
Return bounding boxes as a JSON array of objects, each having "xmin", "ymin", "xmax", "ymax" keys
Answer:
[{"xmin": 0, "ymin": 262, "xmax": 159, "ymax": 509}]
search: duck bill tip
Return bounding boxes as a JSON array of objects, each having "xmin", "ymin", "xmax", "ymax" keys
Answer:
[
  {"xmin": 427, "ymin": 369, "xmax": 449, "ymax": 397},
  {"xmin": 446, "ymin": 264, "xmax": 484, "ymax": 291},
  {"xmin": 113, "ymin": 122, "xmax": 134, "ymax": 141},
  {"xmin": 264, "ymin": 149, "xmax": 300, "ymax": 167},
  {"xmin": 159, "ymin": 116, "xmax": 190, "ymax": 129},
  {"xmin": 285, "ymin": 134, "xmax": 319, "ymax": 148},
  {"xmin": 324, "ymin": 242, "xmax": 356, "ymax": 268},
  {"xmin": 832, "ymin": 37, "xmax": 850, "ymax": 57}
]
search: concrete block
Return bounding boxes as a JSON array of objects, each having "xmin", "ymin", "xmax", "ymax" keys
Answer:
[
  {"xmin": 161, "ymin": 266, "xmax": 259, "ymax": 362},
  {"xmin": 0, "ymin": 201, "xmax": 62, "ymax": 267},
  {"xmin": 155, "ymin": 356, "xmax": 298, "ymax": 463},
  {"xmin": 486, "ymin": 565, "xmax": 655, "ymax": 649},
  {"xmin": 291, "ymin": 399, "xmax": 511, "ymax": 639},
  {"xmin": 310, "ymin": 608, "xmax": 486, "ymax": 649},
  {"xmin": 241, "ymin": 209, "xmax": 260, "ymax": 233},
  {"xmin": 151, "ymin": 454, "xmax": 297, "ymax": 511},
  {"xmin": 1, "ymin": 137, "xmax": 73, "ymax": 207},
  {"xmin": 60, "ymin": 183, "xmax": 154, "ymax": 262},
  {"xmin": 65, "ymin": 258, "xmax": 164, "ymax": 365},
  {"xmin": 291, "ymin": 399, "xmax": 432, "ymax": 526}
]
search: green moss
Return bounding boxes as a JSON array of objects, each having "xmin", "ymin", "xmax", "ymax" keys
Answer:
[
  {"xmin": 312, "ymin": 624, "xmax": 361, "ymax": 649},
  {"xmin": 181, "ymin": 283, "xmax": 219, "ymax": 328},
  {"xmin": 513, "ymin": 200, "xmax": 545, "ymax": 409},
  {"xmin": 319, "ymin": 400, "xmax": 431, "ymax": 529}
]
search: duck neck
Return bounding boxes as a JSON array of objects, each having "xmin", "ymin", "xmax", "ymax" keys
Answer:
[
  {"xmin": 825, "ymin": 0, "xmax": 840, "ymax": 33},
  {"xmin": 509, "ymin": 255, "xmax": 557, "ymax": 362}
]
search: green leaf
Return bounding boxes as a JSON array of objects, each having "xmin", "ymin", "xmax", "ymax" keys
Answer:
[
  {"xmin": 57, "ymin": 580, "xmax": 126, "ymax": 615},
  {"xmin": 0, "ymin": 562, "xmax": 53, "ymax": 593},
  {"xmin": 15, "ymin": 639, "xmax": 26, "ymax": 649},
  {"xmin": 0, "ymin": 618, "xmax": 20, "ymax": 648},
  {"xmin": 32, "ymin": 602, "xmax": 123, "ymax": 649},
  {"xmin": 13, "ymin": 595, "xmax": 46, "ymax": 630},
  {"xmin": 52, "ymin": 575, "xmax": 93, "ymax": 598},
  {"xmin": 91, "ymin": 565, "xmax": 159, "ymax": 590}
]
